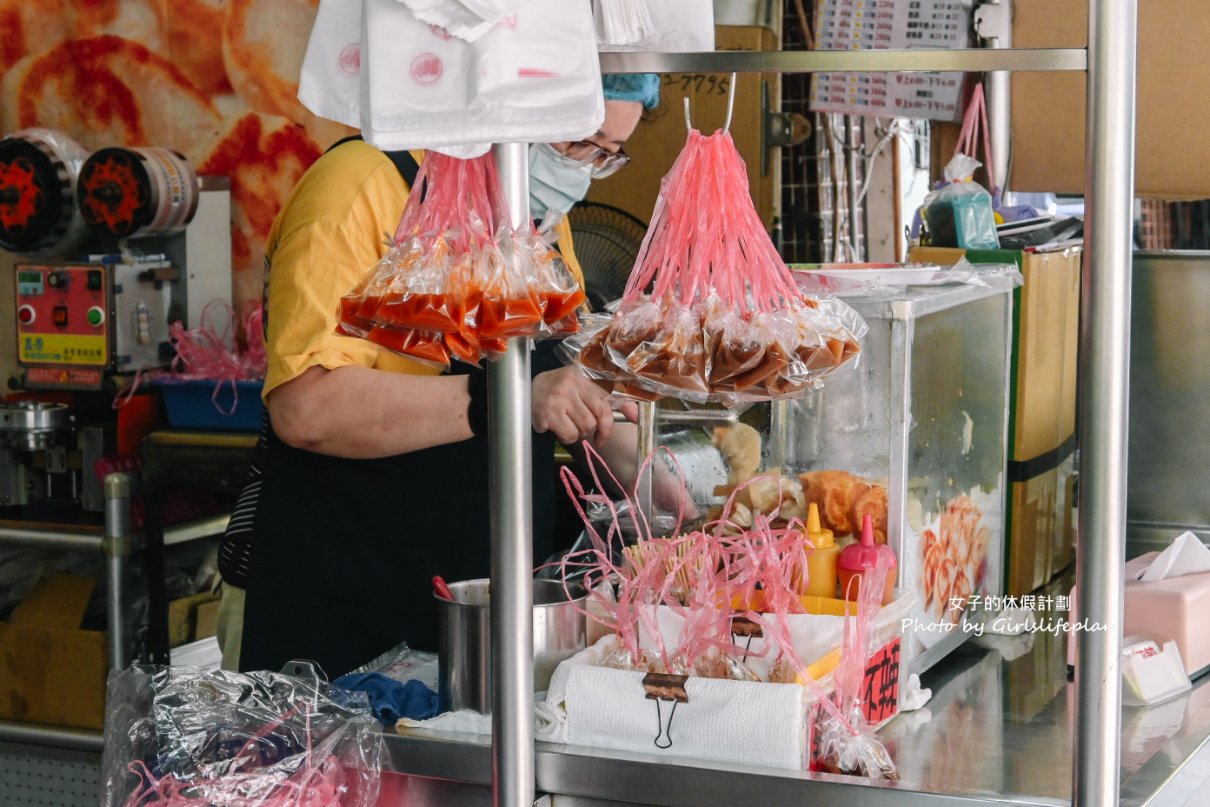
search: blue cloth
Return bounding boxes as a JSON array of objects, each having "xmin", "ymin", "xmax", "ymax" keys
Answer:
[
  {"xmin": 332, "ymin": 673, "xmax": 440, "ymax": 723},
  {"xmin": 602, "ymin": 73, "xmax": 661, "ymax": 109}
]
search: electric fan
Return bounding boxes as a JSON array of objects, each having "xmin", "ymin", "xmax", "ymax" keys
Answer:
[{"xmin": 567, "ymin": 201, "xmax": 648, "ymax": 311}]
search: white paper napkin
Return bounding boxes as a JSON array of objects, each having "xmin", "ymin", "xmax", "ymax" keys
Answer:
[
  {"xmin": 1137, "ymin": 531, "xmax": 1210, "ymax": 581},
  {"xmin": 899, "ymin": 673, "xmax": 932, "ymax": 712},
  {"xmin": 564, "ymin": 665, "xmax": 807, "ymax": 770}
]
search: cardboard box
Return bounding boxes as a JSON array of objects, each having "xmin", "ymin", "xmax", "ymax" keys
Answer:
[
  {"xmin": 0, "ymin": 574, "xmax": 108, "ymax": 730},
  {"xmin": 586, "ymin": 25, "xmax": 781, "ymax": 226},
  {"xmin": 1006, "ymin": 454, "xmax": 1077, "ymax": 597},
  {"xmin": 909, "ymin": 246, "xmax": 1081, "ymax": 596},
  {"xmin": 195, "ymin": 597, "xmax": 221, "ymax": 641},
  {"xmin": 909, "ymin": 246, "xmax": 1080, "ymax": 462},
  {"xmin": 1008, "ymin": 0, "xmax": 1210, "ymax": 197},
  {"xmin": 168, "ymin": 591, "xmax": 221, "ymax": 647}
]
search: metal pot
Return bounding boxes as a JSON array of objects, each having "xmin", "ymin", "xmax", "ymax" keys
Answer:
[{"xmin": 436, "ymin": 578, "xmax": 587, "ymax": 714}]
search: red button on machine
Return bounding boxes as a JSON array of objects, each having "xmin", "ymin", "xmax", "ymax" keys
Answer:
[
  {"xmin": 53, "ymin": 305, "xmax": 68, "ymax": 326},
  {"xmin": 18, "ymin": 305, "xmax": 35, "ymax": 325}
]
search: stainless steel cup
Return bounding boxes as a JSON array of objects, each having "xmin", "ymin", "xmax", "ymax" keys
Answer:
[{"xmin": 436, "ymin": 578, "xmax": 587, "ymax": 714}]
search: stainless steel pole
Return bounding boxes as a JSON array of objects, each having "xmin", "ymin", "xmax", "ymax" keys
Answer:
[
  {"xmin": 489, "ymin": 141, "xmax": 535, "ymax": 807},
  {"xmin": 636, "ymin": 401, "xmax": 657, "ymax": 526},
  {"xmin": 973, "ymin": 0, "xmax": 1012, "ymax": 192},
  {"xmin": 769, "ymin": 400, "xmax": 792, "ymax": 470},
  {"xmin": 104, "ymin": 472, "xmax": 135, "ymax": 671},
  {"xmin": 1074, "ymin": 0, "xmax": 1136, "ymax": 804}
]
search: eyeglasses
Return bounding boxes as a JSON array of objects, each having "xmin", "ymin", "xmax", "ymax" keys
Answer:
[{"xmin": 557, "ymin": 140, "xmax": 630, "ymax": 179}]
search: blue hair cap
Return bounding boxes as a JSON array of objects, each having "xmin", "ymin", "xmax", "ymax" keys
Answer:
[{"xmin": 602, "ymin": 73, "xmax": 661, "ymax": 110}]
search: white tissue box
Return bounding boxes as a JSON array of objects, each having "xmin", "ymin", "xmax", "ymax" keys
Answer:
[
  {"xmin": 549, "ymin": 596, "xmax": 912, "ymax": 771},
  {"xmin": 1121, "ymin": 633, "xmax": 1192, "ymax": 706},
  {"xmin": 1067, "ymin": 552, "xmax": 1210, "ymax": 677},
  {"xmin": 565, "ymin": 665, "xmax": 810, "ymax": 769}
]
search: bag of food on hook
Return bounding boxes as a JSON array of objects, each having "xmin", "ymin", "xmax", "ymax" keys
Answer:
[
  {"xmin": 921, "ymin": 153, "xmax": 999, "ymax": 250},
  {"xmin": 565, "ymin": 120, "xmax": 865, "ymax": 405},
  {"xmin": 337, "ymin": 151, "xmax": 587, "ymax": 364},
  {"xmin": 336, "ymin": 151, "xmax": 498, "ymax": 364}
]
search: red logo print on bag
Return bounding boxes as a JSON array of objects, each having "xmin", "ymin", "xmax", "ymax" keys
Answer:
[
  {"xmin": 411, "ymin": 53, "xmax": 443, "ymax": 85},
  {"xmin": 498, "ymin": 15, "xmax": 518, "ymax": 29},
  {"xmin": 430, "ymin": 25, "xmax": 452, "ymax": 40},
  {"xmin": 338, "ymin": 44, "xmax": 360, "ymax": 75}
]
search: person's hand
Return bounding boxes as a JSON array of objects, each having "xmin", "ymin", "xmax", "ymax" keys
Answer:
[{"xmin": 531, "ymin": 366, "xmax": 636, "ymax": 445}]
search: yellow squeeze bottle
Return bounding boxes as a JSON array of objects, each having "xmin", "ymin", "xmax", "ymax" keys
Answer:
[{"xmin": 804, "ymin": 502, "xmax": 840, "ymax": 598}]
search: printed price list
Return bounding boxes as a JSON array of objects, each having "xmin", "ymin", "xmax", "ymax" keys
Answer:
[{"xmin": 809, "ymin": 0, "xmax": 969, "ymax": 121}]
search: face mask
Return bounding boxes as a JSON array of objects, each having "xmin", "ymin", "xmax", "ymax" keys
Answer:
[{"xmin": 528, "ymin": 143, "xmax": 593, "ymax": 223}]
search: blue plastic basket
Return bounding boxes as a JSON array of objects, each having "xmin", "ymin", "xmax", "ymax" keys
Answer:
[{"xmin": 156, "ymin": 379, "xmax": 265, "ymax": 432}]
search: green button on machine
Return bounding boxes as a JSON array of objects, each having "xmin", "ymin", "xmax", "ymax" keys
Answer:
[{"xmin": 87, "ymin": 306, "xmax": 105, "ymax": 327}]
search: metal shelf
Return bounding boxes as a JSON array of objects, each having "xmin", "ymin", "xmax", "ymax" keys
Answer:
[
  {"xmin": 380, "ymin": 623, "xmax": 1210, "ymax": 807},
  {"xmin": 0, "ymin": 514, "xmax": 230, "ymax": 551},
  {"xmin": 0, "ymin": 721, "xmax": 103, "ymax": 754},
  {"xmin": 499, "ymin": 13, "xmax": 1130, "ymax": 807},
  {"xmin": 599, "ymin": 47, "xmax": 1086, "ymax": 75},
  {"xmin": 0, "ymin": 524, "xmax": 103, "ymax": 552}
]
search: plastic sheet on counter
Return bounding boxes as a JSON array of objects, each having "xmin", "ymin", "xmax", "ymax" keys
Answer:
[
  {"xmin": 792, "ymin": 259, "xmax": 1023, "ymax": 299},
  {"xmin": 101, "ymin": 665, "xmax": 381, "ymax": 807}
]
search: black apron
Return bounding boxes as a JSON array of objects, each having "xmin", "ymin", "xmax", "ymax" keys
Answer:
[
  {"xmin": 237, "ymin": 140, "xmax": 559, "ymax": 675},
  {"xmin": 239, "ymin": 350, "xmax": 559, "ymax": 676}
]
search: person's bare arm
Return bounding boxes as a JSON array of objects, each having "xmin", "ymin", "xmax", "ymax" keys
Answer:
[
  {"xmin": 270, "ymin": 363, "xmax": 632, "ymax": 460},
  {"xmin": 558, "ymin": 405, "xmax": 699, "ymax": 522},
  {"xmin": 531, "ymin": 366, "xmax": 636, "ymax": 446},
  {"xmin": 269, "ymin": 365, "xmax": 473, "ymax": 458}
]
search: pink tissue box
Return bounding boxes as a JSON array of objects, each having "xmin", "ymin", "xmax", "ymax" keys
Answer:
[{"xmin": 1067, "ymin": 552, "xmax": 1210, "ymax": 677}]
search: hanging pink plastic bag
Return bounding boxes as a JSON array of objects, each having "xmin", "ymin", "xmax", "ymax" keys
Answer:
[
  {"xmin": 336, "ymin": 151, "xmax": 583, "ymax": 365},
  {"xmin": 336, "ymin": 153, "xmax": 492, "ymax": 364},
  {"xmin": 566, "ymin": 121, "xmax": 865, "ymax": 405},
  {"xmin": 911, "ymin": 83, "xmax": 1035, "ymax": 244}
]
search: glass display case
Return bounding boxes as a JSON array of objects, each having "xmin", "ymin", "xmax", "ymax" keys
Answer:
[
  {"xmin": 783, "ymin": 271, "xmax": 1015, "ymax": 671},
  {"xmin": 647, "ymin": 268, "xmax": 1018, "ymax": 673}
]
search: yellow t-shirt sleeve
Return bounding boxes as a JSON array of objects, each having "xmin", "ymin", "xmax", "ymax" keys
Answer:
[
  {"xmin": 263, "ymin": 216, "xmax": 387, "ymax": 398},
  {"xmin": 262, "ymin": 145, "xmax": 439, "ymax": 399},
  {"xmin": 262, "ymin": 144, "xmax": 584, "ymax": 399},
  {"xmin": 553, "ymin": 216, "xmax": 586, "ymax": 292}
]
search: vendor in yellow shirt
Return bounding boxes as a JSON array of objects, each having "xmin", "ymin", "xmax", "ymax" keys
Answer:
[{"xmin": 217, "ymin": 74, "xmax": 661, "ymax": 676}]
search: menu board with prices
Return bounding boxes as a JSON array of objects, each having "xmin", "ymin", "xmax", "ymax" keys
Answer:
[{"xmin": 809, "ymin": 0, "xmax": 971, "ymax": 121}]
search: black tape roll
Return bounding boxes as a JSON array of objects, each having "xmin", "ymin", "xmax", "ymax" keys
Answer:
[
  {"xmin": 77, "ymin": 146, "xmax": 198, "ymax": 238},
  {"xmin": 0, "ymin": 135, "xmax": 74, "ymax": 253}
]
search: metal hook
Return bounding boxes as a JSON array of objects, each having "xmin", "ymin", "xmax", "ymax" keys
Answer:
[
  {"xmin": 683, "ymin": 97, "xmax": 693, "ymax": 132},
  {"xmin": 723, "ymin": 72, "xmax": 738, "ymax": 133}
]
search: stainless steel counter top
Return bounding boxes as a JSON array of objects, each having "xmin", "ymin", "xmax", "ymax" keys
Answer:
[{"xmin": 382, "ymin": 602, "xmax": 1210, "ymax": 806}]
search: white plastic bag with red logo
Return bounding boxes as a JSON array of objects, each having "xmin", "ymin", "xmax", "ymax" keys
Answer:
[
  {"xmin": 397, "ymin": 0, "xmax": 520, "ymax": 42},
  {"xmin": 298, "ymin": 0, "xmax": 363, "ymax": 128},
  {"xmin": 298, "ymin": 0, "xmax": 604, "ymax": 158},
  {"xmin": 593, "ymin": 0, "xmax": 715, "ymax": 52}
]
